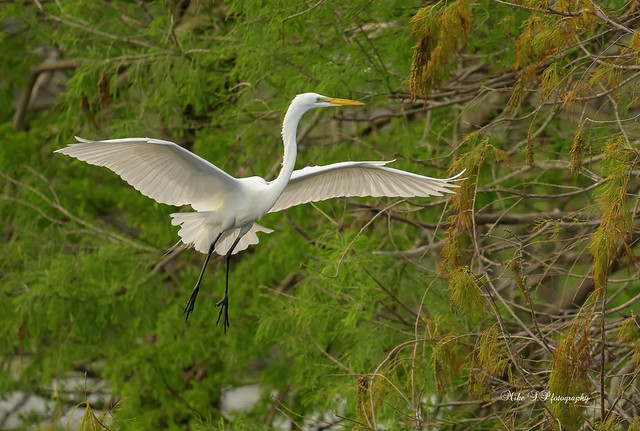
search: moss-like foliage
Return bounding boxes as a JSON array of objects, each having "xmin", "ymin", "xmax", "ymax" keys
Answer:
[
  {"xmin": 570, "ymin": 122, "xmax": 586, "ymax": 175},
  {"xmin": 410, "ymin": 0, "xmax": 472, "ymax": 99},
  {"xmin": 3, "ymin": 0, "xmax": 640, "ymax": 429},
  {"xmin": 439, "ymin": 133, "xmax": 497, "ymax": 319},
  {"xmin": 432, "ymin": 334, "xmax": 465, "ymax": 393},
  {"xmin": 549, "ymin": 319, "xmax": 591, "ymax": 430},
  {"xmin": 588, "ymin": 136, "xmax": 635, "ymax": 296},
  {"xmin": 447, "ymin": 265, "xmax": 486, "ymax": 320},
  {"xmin": 469, "ymin": 325, "xmax": 512, "ymax": 399}
]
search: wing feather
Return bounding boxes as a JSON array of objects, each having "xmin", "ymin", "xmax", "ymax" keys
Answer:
[
  {"xmin": 269, "ymin": 161, "xmax": 462, "ymax": 213},
  {"xmin": 55, "ymin": 137, "xmax": 239, "ymax": 210}
]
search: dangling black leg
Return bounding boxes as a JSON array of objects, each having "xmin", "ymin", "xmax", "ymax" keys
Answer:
[
  {"xmin": 183, "ymin": 232, "xmax": 222, "ymax": 323},
  {"xmin": 216, "ymin": 234, "xmax": 243, "ymax": 334}
]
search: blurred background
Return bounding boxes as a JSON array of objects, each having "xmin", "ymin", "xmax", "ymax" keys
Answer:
[{"xmin": 1, "ymin": 1, "xmax": 639, "ymax": 429}]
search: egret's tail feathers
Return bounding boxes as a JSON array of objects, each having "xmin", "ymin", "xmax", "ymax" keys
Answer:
[
  {"xmin": 170, "ymin": 212, "xmax": 273, "ymax": 255},
  {"xmin": 171, "ymin": 212, "xmax": 212, "ymax": 253},
  {"xmin": 216, "ymin": 223, "xmax": 273, "ymax": 255}
]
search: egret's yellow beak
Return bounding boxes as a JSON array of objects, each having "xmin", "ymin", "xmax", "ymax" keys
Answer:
[{"xmin": 326, "ymin": 98, "xmax": 365, "ymax": 106}]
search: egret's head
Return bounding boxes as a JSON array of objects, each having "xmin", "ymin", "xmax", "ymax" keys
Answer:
[{"xmin": 295, "ymin": 92, "xmax": 365, "ymax": 109}]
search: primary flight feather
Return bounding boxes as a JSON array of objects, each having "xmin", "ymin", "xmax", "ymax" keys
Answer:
[{"xmin": 55, "ymin": 92, "xmax": 462, "ymax": 332}]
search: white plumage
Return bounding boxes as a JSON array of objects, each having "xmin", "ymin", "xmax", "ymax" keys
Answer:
[
  {"xmin": 55, "ymin": 92, "xmax": 462, "ymax": 330},
  {"xmin": 270, "ymin": 161, "xmax": 462, "ymax": 213},
  {"xmin": 58, "ymin": 137, "xmax": 237, "ymax": 211}
]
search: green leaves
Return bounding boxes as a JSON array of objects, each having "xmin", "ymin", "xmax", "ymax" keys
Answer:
[
  {"xmin": 410, "ymin": 0, "xmax": 472, "ymax": 99},
  {"xmin": 2, "ymin": 0, "xmax": 640, "ymax": 429},
  {"xmin": 589, "ymin": 136, "xmax": 634, "ymax": 295},
  {"xmin": 549, "ymin": 320, "xmax": 592, "ymax": 431}
]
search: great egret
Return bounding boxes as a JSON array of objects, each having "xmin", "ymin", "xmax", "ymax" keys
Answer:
[{"xmin": 55, "ymin": 92, "xmax": 461, "ymax": 332}]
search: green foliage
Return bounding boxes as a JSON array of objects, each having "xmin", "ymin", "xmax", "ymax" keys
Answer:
[
  {"xmin": 431, "ymin": 334, "xmax": 464, "ymax": 393},
  {"xmin": 540, "ymin": 62, "xmax": 560, "ymax": 101},
  {"xmin": 617, "ymin": 316, "xmax": 640, "ymax": 368},
  {"xmin": 446, "ymin": 133, "xmax": 489, "ymax": 233},
  {"xmin": 597, "ymin": 414, "xmax": 623, "ymax": 431},
  {"xmin": 508, "ymin": 255, "xmax": 530, "ymax": 304},
  {"xmin": 410, "ymin": 0, "xmax": 472, "ymax": 99},
  {"xmin": 469, "ymin": 325, "xmax": 511, "ymax": 399},
  {"xmin": 588, "ymin": 136, "xmax": 634, "ymax": 295},
  {"xmin": 69, "ymin": 400, "xmax": 121, "ymax": 431},
  {"xmin": 2, "ymin": 0, "xmax": 640, "ymax": 429},
  {"xmin": 549, "ymin": 319, "xmax": 591, "ymax": 430},
  {"xmin": 615, "ymin": 316, "xmax": 639, "ymax": 345},
  {"xmin": 447, "ymin": 266, "xmax": 486, "ymax": 320},
  {"xmin": 588, "ymin": 61, "xmax": 623, "ymax": 96},
  {"xmin": 570, "ymin": 122, "xmax": 586, "ymax": 175},
  {"xmin": 439, "ymin": 134, "xmax": 492, "ymax": 318}
]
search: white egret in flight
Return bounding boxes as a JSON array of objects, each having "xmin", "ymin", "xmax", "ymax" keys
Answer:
[{"xmin": 55, "ymin": 92, "xmax": 461, "ymax": 332}]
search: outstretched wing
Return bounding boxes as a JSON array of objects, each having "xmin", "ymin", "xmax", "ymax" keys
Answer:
[
  {"xmin": 269, "ymin": 161, "xmax": 462, "ymax": 213},
  {"xmin": 55, "ymin": 137, "xmax": 239, "ymax": 211}
]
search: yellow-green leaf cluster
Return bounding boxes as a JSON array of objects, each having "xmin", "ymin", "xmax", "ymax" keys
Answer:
[
  {"xmin": 588, "ymin": 136, "xmax": 634, "ymax": 295},
  {"xmin": 541, "ymin": 62, "xmax": 562, "ymax": 101},
  {"xmin": 448, "ymin": 266, "xmax": 486, "ymax": 320},
  {"xmin": 616, "ymin": 316, "xmax": 640, "ymax": 367},
  {"xmin": 512, "ymin": 10, "xmax": 586, "ymax": 110},
  {"xmin": 587, "ymin": 62, "xmax": 622, "ymax": 97},
  {"xmin": 615, "ymin": 316, "xmax": 639, "ymax": 345},
  {"xmin": 410, "ymin": 0, "xmax": 472, "ymax": 99},
  {"xmin": 68, "ymin": 400, "xmax": 121, "ymax": 431},
  {"xmin": 597, "ymin": 415, "xmax": 622, "ymax": 431},
  {"xmin": 570, "ymin": 122, "xmax": 586, "ymax": 175},
  {"xmin": 432, "ymin": 334, "xmax": 464, "ymax": 393},
  {"xmin": 447, "ymin": 133, "xmax": 489, "ymax": 231},
  {"xmin": 514, "ymin": 13, "xmax": 583, "ymax": 72},
  {"xmin": 514, "ymin": 16, "xmax": 560, "ymax": 71},
  {"xmin": 356, "ymin": 373, "xmax": 384, "ymax": 428},
  {"xmin": 549, "ymin": 320, "xmax": 591, "ymax": 431},
  {"xmin": 469, "ymin": 325, "xmax": 511, "ymax": 398},
  {"xmin": 631, "ymin": 31, "xmax": 640, "ymax": 63},
  {"xmin": 507, "ymin": 76, "xmax": 525, "ymax": 113},
  {"xmin": 440, "ymin": 133, "xmax": 489, "ymax": 319},
  {"xmin": 476, "ymin": 326, "xmax": 509, "ymax": 376},
  {"xmin": 508, "ymin": 256, "xmax": 529, "ymax": 304}
]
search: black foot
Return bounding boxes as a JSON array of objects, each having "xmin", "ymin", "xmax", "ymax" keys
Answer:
[
  {"xmin": 216, "ymin": 295, "xmax": 230, "ymax": 334},
  {"xmin": 183, "ymin": 286, "xmax": 199, "ymax": 323}
]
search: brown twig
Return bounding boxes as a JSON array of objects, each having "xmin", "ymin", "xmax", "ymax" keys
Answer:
[
  {"xmin": 281, "ymin": 0, "xmax": 325, "ymax": 23},
  {"xmin": 13, "ymin": 58, "xmax": 80, "ymax": 131}
]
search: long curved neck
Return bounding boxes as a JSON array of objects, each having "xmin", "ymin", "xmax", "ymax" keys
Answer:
[{"xmin": 270, "ymin": 99, "xmax": 307, "ymax": 194}]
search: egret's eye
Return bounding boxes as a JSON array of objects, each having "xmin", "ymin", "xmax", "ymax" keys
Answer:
[{"xmin": 316, "ymin": 97, "xmax": 323, "ymax": 103}]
